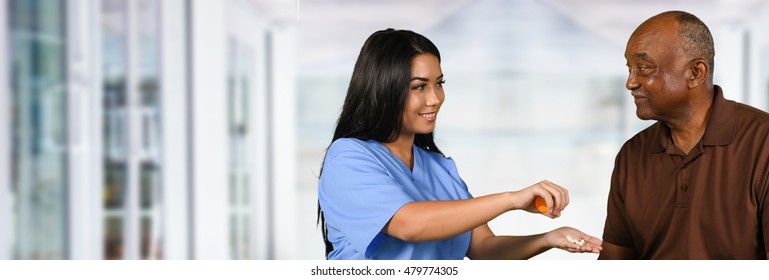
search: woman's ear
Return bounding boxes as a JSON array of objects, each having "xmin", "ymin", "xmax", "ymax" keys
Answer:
[{"xmin": 688, "ymin": 59, "xmax": 709, "ymax": 88}]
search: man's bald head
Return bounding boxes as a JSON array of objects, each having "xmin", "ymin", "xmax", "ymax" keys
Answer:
[
  {"xmin": 624, "ymin": 11, "xmax": 716, "ymax": 121},
  {"xmin": 639, "ymin": 11, "xmax": 715, "ymax": 77}
]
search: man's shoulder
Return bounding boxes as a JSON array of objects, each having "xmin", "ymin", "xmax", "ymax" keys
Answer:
[
  {"xmin": 734, "ymin": 101, "xmax": 769, "ymax": 123},
  {"xmin": 621, "ymin": 122, "xmax": 661, "ymax": 150},
  {"xmin": 731, "ymin": 102, "xmax": 769, "ymax": 142}
]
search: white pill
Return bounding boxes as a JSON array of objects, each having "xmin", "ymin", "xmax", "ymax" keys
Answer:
[{"xmin": 566, "ymin": 235, "xmax": 585, "ymax": 246}]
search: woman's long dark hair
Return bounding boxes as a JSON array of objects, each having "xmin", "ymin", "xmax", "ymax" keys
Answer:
[{"xmin": 317, "ymin": 28, "xmax": 444, "ymax": 258}]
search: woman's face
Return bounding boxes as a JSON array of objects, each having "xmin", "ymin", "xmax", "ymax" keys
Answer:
[{"xmin": 400, "ymin": 54, "xmax": 445, "ymax": 137}]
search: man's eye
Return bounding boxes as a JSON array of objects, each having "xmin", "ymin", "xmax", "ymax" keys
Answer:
[{"xmin": 636, "ymin": 66, "xmax": 654, "ymax": 74}]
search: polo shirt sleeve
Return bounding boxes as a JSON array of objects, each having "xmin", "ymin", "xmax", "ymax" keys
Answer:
[
  {"xmin": 318, "ymin": 139, "xmax": 414, "ymax": 258},
  {"xmin": 603, "ymin": 150, "xmax": 635, "ymax": 248},
  {"xmin": 762, "ymin": 156, "xmax": 769, "ymax": 255}
]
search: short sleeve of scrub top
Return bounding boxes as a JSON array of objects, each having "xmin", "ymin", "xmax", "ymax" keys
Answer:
[{"xmin": 318, "ymin": 138, "xmax": 473, "ymax": 260}]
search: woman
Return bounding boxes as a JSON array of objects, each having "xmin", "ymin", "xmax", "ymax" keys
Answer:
[{"xmin": 317, "ymin": 28, "xmax": 602, "ymax": 260}]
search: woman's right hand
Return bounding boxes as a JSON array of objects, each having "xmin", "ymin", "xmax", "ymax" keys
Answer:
[{"xmin": 509, "ymin": 180, "xmax": 569, "ymax": 218}]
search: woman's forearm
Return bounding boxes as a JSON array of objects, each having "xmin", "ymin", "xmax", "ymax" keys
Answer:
[
  {"xmin": 384, "ymin": 192, "xmax": 516, "ymax": 242},
  {"xmin": 469, "ymin": 234, "xmax": 549, "ymax": 259}
]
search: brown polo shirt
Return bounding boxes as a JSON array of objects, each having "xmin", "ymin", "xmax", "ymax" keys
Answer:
[{"xmin": 603, "ymin": 85, "xmax": 769, "ymax": 259}]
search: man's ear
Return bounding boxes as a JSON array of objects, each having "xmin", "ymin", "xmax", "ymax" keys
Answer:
[{"xmin": 688, "ymin": 59, "xmax": 709, "ymax": 88}]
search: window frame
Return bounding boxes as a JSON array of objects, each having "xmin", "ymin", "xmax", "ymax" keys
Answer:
[{"xmin": 0, "ymin": 0, "xmax": 11, "ymax": 261}]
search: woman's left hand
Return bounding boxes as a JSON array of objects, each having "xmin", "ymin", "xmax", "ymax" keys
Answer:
[{"xmin": 544, "ymin": 226, "xmax": 603, "ymax": 254}]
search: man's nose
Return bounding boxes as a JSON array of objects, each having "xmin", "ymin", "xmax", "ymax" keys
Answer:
[{"xmin": 626, "ymin": 73, "xmax": 640, "ymax": 90}]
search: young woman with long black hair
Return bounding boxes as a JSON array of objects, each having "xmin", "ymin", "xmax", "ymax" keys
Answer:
[{"xmin": 317, "ymin": 28, "xmax": 602, "ymax": 260}]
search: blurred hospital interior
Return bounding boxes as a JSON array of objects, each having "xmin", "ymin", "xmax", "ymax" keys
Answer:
[{"xmin": 2, "ymin": 0, "xmax": 769, "ymax": 260}]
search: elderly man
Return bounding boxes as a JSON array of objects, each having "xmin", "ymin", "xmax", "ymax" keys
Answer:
[{"xmin": 600, "ymin": 11, "xmax": 769, "ymax": 259}]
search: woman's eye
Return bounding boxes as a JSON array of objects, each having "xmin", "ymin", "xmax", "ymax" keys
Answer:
[
  {"xmin": 437, "ymin": 80, "xmax": 446, "ymax": 88},
  {"xmin": 412, "ymin": 84, "xmax": 425, "ymax": 90}
]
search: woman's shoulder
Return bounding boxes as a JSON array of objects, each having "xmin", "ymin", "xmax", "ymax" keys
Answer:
[
  {"xmin": 327, "ymin": 138, "xmax": 379, "ymax": 158},
  {"xmin": 323, "ymin": 138, "xmax": 391, "ymax": 175},
  {"xmin": 329, "ymin": 137, "xmax": 369, "ymax": 150}
]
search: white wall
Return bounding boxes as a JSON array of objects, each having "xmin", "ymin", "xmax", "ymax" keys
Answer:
[
  {"xmin": 161, "ymin": 0, "xmax": 191, "ymax": 260},
  {"xmin": 67, "ymin": 0, "xmax": 101, "ymax": 259},
  {"xmin": 714, "ymin": 25, "xmax": 748, "ymax": 103},
  {"xmin": 269, "ymin": 24, "xmax": 298, "ymax": 260},
  {"xmin": 189, "ymin": 0, "xmax": 229, "ymax": 259},
  {"xmin": 746, "ymin": 4, "xmax": 769, "ymax": 111}
]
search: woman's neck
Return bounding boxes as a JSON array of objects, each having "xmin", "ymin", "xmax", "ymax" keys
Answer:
[{"xmin": 383, "ymin": 134, "xmax": 415, "ymax": 170}]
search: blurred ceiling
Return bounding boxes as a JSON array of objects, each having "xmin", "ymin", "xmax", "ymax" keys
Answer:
[
  {"xmin": 541, "ymin": 0, "xmax": 769, "ymax": 45},
  {"xmin": 251, "ymin": 0, "xmax": 297, "ymax": 23},
  {"xmin": 297, "ymin": 0, "xmax": 474, "ymax": 67},
  {"xmin": 297, "ymin": 0, "xmax": 769, "ymax": 71}
]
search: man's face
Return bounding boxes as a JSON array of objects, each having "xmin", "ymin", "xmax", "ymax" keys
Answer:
[{"xmin": 624, "ymin": 16, "xmax": 691, "ymax": 121}]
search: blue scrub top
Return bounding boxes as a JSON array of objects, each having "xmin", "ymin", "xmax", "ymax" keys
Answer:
[{"xmin": 318, "ymin": 138, "xmax": 473, "ymax": 260}]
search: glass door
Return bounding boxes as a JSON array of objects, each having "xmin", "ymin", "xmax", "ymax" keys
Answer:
[
  {"xmin": 8, "ymin": 0, "xmax": 69, "ymax": 260},
  {"xmin": 101, "ymin": 0, "xmax": 162, "ymax": 260},
  {"xmin": 227, "ymin": 38, "xmax": 254, "ymax": 259}
]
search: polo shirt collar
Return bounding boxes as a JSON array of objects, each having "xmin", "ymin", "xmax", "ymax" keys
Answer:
[
  {"xmin": 702, "ymin": 85, "xmax": 736, "ymax": 146},
  {"xmin": 652, "ymin": 85, "xmax": 735, "ymax": 153}
]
